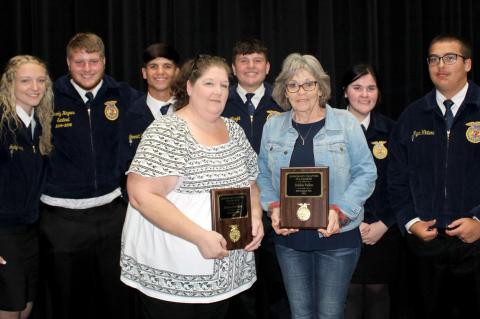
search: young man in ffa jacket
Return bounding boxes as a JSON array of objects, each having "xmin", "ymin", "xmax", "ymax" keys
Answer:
[
  {"xmin": 388, "ymin": 34, "xmax": 480, "ymax": 319},
  {"xmin": 40, "ymin": 32, "xmax": 139, "ymax": 319},
  {"xmin": 222, "ymin": 38, "xmax": 285, "ymax": 319},
  {"xmin": 222, "ymin": 38, "xmax": 283, "ymax": 154},
  {"xmin": 119, "ymin": 42, "xmax": 180, "ymax": 198}
]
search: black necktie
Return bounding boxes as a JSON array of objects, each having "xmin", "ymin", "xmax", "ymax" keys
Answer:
[
  {"xmin": 85, "ymin": 91, "xmax": 94, "ymax": 107},
  {"xmin": 443, "ymin": 99, "xmax": 454, "ymax": 130},
  {"xmin": 245, "ymin": 93, "xmax": 255, "ymax": 122},
  {"xmin": 27, "ymin": 123, "xmax": 33, "ymax": 142},
  {"xmin": 160, "ymin": 103, "xmax": 171, "ymax": 116},
  {"xmin": 361, "ymin": 124, "xmax": 367, "ymax": 134}
]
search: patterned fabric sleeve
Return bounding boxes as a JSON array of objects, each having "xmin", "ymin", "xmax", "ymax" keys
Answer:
[
  {"xmin": 127, "ymin": 117, "xmax": 186, "ymax": 177},
  {"xmin": 226, "ymin": 118, "xmax": 258, "ymax": 181}
]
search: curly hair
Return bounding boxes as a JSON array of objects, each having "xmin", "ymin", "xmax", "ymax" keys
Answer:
[
  {"xmin": 172, "ymin": 55, "xmax": 231, "ymax": 110},
  {"xmin": 0, "ymin": 55, "xmax": 54, "ymax": 155}
]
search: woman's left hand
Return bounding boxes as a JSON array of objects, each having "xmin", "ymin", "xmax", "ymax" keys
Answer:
[
  {"xmin": 362, "ymin": 221, "xmax": 388, "ymax": 245},
  {"xmin": 244, "ymin": 216, "xmax": 264, "ymax": 251},
  {"xmin": 318, "ymin": 209, "xmax": 341, "ymax": 237}
]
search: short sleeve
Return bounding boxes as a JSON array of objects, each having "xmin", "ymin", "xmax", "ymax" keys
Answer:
[
  {"xmin": 227, "ymin": 118, "xmax": 258, "ymax": 181},
  {"xmin": 127, "ymin": 117, "xmax": 187, "ymax": 177}
]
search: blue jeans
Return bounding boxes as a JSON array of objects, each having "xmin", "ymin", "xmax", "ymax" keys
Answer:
[{"xmin": 275, "ymin": 244, "xmax": 360, "ymax": 319}]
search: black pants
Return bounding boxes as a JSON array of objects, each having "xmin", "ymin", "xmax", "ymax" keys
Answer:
[
  {"xmin": 139, "ymin": 291, "xmax": 229, "ymax": 319},
  {"xmin": 39, "ymin": 198, "xmax": 133, "ymax": 319},
  {"xmin": 406, "ymin": 231, "xmax": 480, "ymax": 319}
]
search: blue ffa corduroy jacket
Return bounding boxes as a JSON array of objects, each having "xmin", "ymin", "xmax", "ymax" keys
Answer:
[
  {"xmin": 44, "ymin": 74, "xmax": 139, "ymax": 199},
  {"xmin": 222, "ymin": 82, "xmax": 283, "ymax": 154},
  {"xmin": 388, "ymin": 81, "xmax": 480, "ymax": 230},
  {"xmin": 118, "ymin": 93, "xmax": 153, "ymax": 174},
  {"xmin": 363, "ymin": 112, "xmax": 396, "ymax": 227},
  {"xmin": 0, "ymin": 113, "xmax": 46, "ymax": 225}
]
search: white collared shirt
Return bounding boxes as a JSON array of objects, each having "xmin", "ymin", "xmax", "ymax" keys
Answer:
[
  {"xmin": 435, "ymin": 82, "xmax": 469, "ymax": 117},
  {"xmin": 146, "ymin": 93, "xmax": 175, "ymax": 120},
  {"xmin": 360, "ymin": 113, "xmax": 371, "ymax": 130},
  {"xmin": 16, "ymin": 105, "xmax": 35, "ymax": 138},
  {"xmin": 70, "ymin": 79, "xmax": 103, "ymax": 102},
  {"xmin": 236, "ymin": 84, "xmax": 266, "ymax": 109}
]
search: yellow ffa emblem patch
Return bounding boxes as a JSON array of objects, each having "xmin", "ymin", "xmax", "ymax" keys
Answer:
[
  {"xmin": 371, "ymin": 141, "xmax": 388, "ymax": 159},
  {"xmin": 465, "ymin": 122, "xmax": 480, "ymax": 144},
  {"xmin": 266, "ymin": 110, "xmax": 280, "ymax": 120},
  {"xmin": 230, "ymin": 116, "xmax": 241, "ymax": 122},
  {"xmin": 104, "ymin": 100, "xmax": 119, "ymax": 121}
]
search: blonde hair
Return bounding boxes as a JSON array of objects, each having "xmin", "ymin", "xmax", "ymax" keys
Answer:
[
  {"xmin": 0, "ymin": 55, "xmax": 54, "ymax": 155},
  {"xmin": 273, "ymin": 53, "xmax": 331, "ymax": 110},
  {"xmin": 67, "ymin": 32, "xmax": 105, "ymax": 58}
]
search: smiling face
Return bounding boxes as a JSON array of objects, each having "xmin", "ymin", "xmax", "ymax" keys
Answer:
[
  {"xmin": 14, "ymin": 62, "xmax": 48, "ymax": 114},
  {"xmin": 142, "ymin": 57, "xmax": 178, "ymax": 99},
  {"xmin": 67, "ymin": 49, "xmax": 105, "ymax": 90},
  {"xmin": 428, "ymin": 40, "xmax": 471, "ymax": 98},
  {"xmin": 285, "ymin": 69, "xmax": 321, "ymax": 115},
  {"xmin": 187, "ymin": 66, "xmax": 230, "ymax": 119},
  {"xmin": 345, "ymin": 73, "xmax": 378, "ymax": 121},
  {"xmin": 232, "ymin": 52, "xmax": 270, "ymax": 92}
]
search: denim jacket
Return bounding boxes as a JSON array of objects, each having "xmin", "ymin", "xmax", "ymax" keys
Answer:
[{"xmin": 257, "ymin": 105, "xmax": 377, "ymax": 233}]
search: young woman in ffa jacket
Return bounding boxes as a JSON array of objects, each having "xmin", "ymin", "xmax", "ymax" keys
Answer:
[
  {"xmin": 342, "ymin": 64, "xmax": 401, "ymax": 319},
  {"xmin": 0, "ymin": 55, "xmax": 53, "ymax": 319}
]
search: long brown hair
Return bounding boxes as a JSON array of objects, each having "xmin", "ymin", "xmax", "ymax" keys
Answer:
[{"xmin": 0, "ymin": 55, "xmax": 54, "ymax": 155}]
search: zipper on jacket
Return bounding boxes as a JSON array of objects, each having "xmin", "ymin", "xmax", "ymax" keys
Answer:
[
  {"xmin": 86, "ymin": 106, "xmax": 98, "ymax": 191},
  {"xmin": 444, "ymin": 130, "xmax": 450, "ymax": 202}
]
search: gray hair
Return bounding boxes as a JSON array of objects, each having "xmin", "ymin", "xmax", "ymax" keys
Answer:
[{"xmin": 272, "ymin": 53, "xmax": 331, "ymax": 110}]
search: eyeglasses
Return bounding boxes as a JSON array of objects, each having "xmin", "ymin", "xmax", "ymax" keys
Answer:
[
  {"xmin": 427, "ymin": 53, "xmax": 466, "ymax": 66},
  {"xmin": 285, "ymin": 81, "xmax": 317, "ymax": 93}
]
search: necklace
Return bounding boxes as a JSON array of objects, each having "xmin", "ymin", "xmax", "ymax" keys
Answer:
[{"xmin": 294, "ymin": 121, "xmax": 314, "ymax": 146}]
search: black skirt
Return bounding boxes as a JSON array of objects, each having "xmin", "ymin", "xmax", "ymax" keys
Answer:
[
  {"xmin": 0, "ymin": 224, "xmax": 38, "ymax": 311},
  {"xmin": 351, "ymin": 225, "xmax": 402, "ymax": 284}
]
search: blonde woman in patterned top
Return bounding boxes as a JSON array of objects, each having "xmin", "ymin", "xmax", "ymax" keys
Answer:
[{"xmin": 120, "ymin": 55, "xmax": 264, "ymax": 319}]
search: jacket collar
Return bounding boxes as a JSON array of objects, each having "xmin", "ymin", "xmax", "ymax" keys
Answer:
[{"xmin": 421, "ymin": 80, "xmax": 480, "ymax": 113}]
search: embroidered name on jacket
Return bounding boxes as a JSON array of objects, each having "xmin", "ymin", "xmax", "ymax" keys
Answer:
[
  {"xmin": 9, "ymin": 144, "xmax": 24, "ymax": 156},
  {"xmin": 54, "ymin": 110, "xmax": 76, "ymax": 129},
  {"xmin": 411, "ymin": 129, "xmax": 435, "ymax": 141}
]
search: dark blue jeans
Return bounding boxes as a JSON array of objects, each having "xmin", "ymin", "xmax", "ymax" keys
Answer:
[{"xmin": 276, "ymin": 244, "xmax": 360, "ymax": 319}]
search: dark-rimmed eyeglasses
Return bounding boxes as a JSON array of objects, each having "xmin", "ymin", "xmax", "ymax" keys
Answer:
[
  {"xmin": 285, "ymin": 81, "xmax": 317, "ymax": 93},
  {"xmin": 427, "ymin": 53, "xmax": 466, "ymax": 66}
]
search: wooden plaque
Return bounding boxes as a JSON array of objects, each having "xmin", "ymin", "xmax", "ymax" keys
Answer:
[
  {"xmin": 210, "ymin": 187, "xmax": 252, "ymax": 250},
  {"xmin": 280, "ymin": 167, "xmax": 329, "ymax": 229}
]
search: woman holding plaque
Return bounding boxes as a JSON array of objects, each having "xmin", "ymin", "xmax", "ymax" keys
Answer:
[
  {"xmin": 120, "ymin": 55, "xmax": 264, "ymax": 319},
  {"xmin": 257, "ymin": 53, "xmax": 376, "ymax": 319},
  {"xmin": 0, "ymin": 55, "xmax": 53, "ymax": 319},
  {"xmin": 341, "ymin": 64, "xmax": 401, "ymax": 319}
]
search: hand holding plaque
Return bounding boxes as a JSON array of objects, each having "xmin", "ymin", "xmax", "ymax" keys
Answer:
[
  {"xmin": 211, "ymin": 187, "xmax": 253, "ymax": 250},
  {"xmin": 279, "ymin": 167, "xmax": 329, "ymax": 229}
]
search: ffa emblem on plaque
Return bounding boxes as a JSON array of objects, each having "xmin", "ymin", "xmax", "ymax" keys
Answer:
[
  {"xmin": 104, "ymin": 101, "xmax": 119, "ymax": 121},
  {"xmin": 229, "ymin": 225, "xmax": 241, "ymax": 243},
  {"xmin": 465, "ymin": 122, "xmax": 480, "ymax": 144},
  {"xmin": 296, "ymin": 203, "xmax": 311, "ymax": 221},
  {"xmin": 372, "ymin": 141, "xmax": 388, "ymax": 159},
  {"xmin": 266, "ymin": 110, "xmax": 280, "ymax": 120}
]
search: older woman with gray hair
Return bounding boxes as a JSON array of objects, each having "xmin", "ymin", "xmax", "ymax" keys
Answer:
[{"xmin": 257, "ymin": 53, "xmax": 377, "ymax": 319}]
